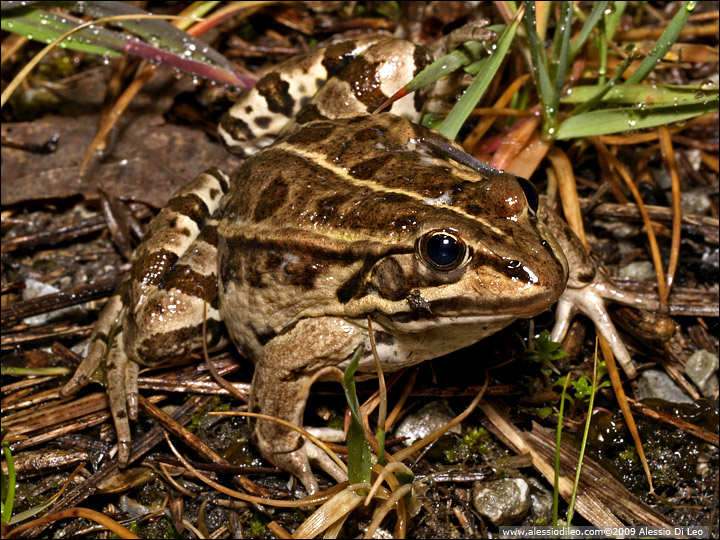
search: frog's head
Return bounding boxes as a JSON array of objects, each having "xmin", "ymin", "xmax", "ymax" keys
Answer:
[
  {"xmin": 330, "ymin": 117, "xmax": 569, "ymax": 334},
  {"xmin": 346, "ymin": 173, "xmax": 568, "ymax": 334}
]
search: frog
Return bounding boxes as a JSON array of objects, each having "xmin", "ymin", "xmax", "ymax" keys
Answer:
[{"xmin": 62, "ymin": 33, "xmax": 662, "ymax": 494}]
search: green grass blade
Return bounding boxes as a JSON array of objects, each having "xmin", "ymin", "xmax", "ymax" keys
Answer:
[
  {"xmin": 1, "ymin": 7, "xmax": 123, "ymax": 56},
  {"xmin": 549, "ymin": 1, "xmax": 573, "ymax": 124},
  {"xmin": 604, "ymin": 1, "xmax": 627, "ymax": 41},
  {"xmin": 58, "ymin": 1, "xmax": 237, "ymax": 73},
  {"xmin": 625, "ymin": 1, "xmax": 696, "ymax": 84},
  {"xmin": 342, "ymin": 348, "xmax": 372, "ymax": 485},
  {"xmin": 562, "ymin": 83, "xmax": 718, "ymax": 105},
  {"xmin": 553, "ymin": 376, "xmax": 572, "ymax": 527},
  {"xmin": 570, "ymin": 49, "xmax": 638, "ymax": 115},
  {"xmin": 1, "ymin": 3, "xmax": 252, "ymax": 88},
  {"xmin": 524, "ymin": 1, "xmax": 555, "ymax": 137},
  {"xmin": 566, "ymin": 350, "xmax": 601, "ymax": 526},
  {"xmin": 438, "ymin": 7, "xmax": 523, "ymax": 140},
  {"xmin": 569, "ymin": 1, "xmax": 608, "ymax": 61},
  {"xmin": 403, "ymin": 41, "xmax": 487, "ymax": 94},
  {"xmin": 1, "ymin": 442, "xmax": 15, "ymax": 525},
  {"xmin": 555, "ymin": 93, "xmax": 718, "ymax": 139}
]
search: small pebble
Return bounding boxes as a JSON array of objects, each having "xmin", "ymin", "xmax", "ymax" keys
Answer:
[
  {"xmin": 472, "ymin": 478, "xmax": 531, "ymax": 526},
  {"xmin": 394, "ymin": 400, "xmax": 461, "ymax": 446},
  {"xmin": 685, "ymin": 350, "xmax": 719, "ymax": 397},
  {"xmin": 636, "ymin": 370, "xmax": 692, "ymax": 403},
  {"xmin": 618, "ymin": 261, "xmax": 655, "ymax": 280}
]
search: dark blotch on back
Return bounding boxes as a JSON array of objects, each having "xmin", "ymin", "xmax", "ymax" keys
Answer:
[
  {"xmin": 350, "ymin": 156, "xmax": 385, "ymax": 179},
  {"xmin": 286, "ymin": 121, "xmax": 336, "ymax": 145},
  {"xmin": 256, "ymin": 72, "xmax": 295, "ymax": 117},
  {"xmin": 354, "ymin": 127, "xmax": 381, "ymax": 142},
  {"xmin": 253, "ymin": 177, "xmax": 289, "ymax": 222},
  {"xmin": 295, "ymin": 104, "xmax": 328, "ymax": 125},
  {"xmin": 315, "ymin": 193, "xmax": 349, "ymax": 221}
]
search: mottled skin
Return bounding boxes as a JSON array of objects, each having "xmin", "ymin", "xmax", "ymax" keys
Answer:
[{"xmin": 63, "ymin": 33, "xmax": 661, "ymax": 494}]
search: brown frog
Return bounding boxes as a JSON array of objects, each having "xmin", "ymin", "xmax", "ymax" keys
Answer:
[{"xmin": 62, "ymin": 35, "xmax": 661, "ymax": 493}]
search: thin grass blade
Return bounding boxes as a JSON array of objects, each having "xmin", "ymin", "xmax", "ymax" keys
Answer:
[
  {"xmin": 524, "ymin": 1, "xmax": 555, "ymax": 136},
  {"xmin": 569, "ymin": 1, "xmax": 609, "ymax": 61},
  {"xmin": 1, "ymin": 2, "xmax": 252, "ymax": 88},
  {"xmin": 603, "ymin": 0, "xmax": 628, "ymax": 41},
  {"xmin": 562, "ymin": 83, "xmax": 717, "ymax": 105},
  {"xmin": 549, "ymin": 1, "xmax": 573, "ymax": 124},
  {"xmin": 625, "ymin": 1, "xmax": 696, "ymax": 84}
]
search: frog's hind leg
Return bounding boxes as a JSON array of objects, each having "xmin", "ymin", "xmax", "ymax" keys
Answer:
[
  {"xmin": 63, "ymin": 168, "xmax": 231, "ymax": 467},
  {"xmin": 218, "ymin": 37, "xmax": 384, "ymax": 157}
]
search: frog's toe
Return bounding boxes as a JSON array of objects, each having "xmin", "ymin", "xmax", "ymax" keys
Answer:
[
  {"xmin": 126, "ymin": 360, "xmax": 140, "ymax": 421},
  {"xmin": 272, "ymin": 440, "xmax": 347, "ymax": 495},
  {"xmin": 106, "ymin": 333, "xmax": 132, "ymax": 466},
  {"xmin": 553, "ymin": 283, "xmax": 638, "ymax": 378},
  {"xmin": 304, "ymin": 439, "xmax": 348, "ymax": 484},
  {"xmin": 265, "ymin": 443, "xmax": 320, "ymax": 495}
]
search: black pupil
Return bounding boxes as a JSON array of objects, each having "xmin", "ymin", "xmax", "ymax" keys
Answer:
[
  {"xmin": 518, "ymin": 177, "xmax": 539, "ymax": 212},
  {"xmin": 426, "ymin": 233, "xmax": 461, "ymax": 267}
]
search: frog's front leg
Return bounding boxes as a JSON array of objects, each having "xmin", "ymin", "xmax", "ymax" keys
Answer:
[
  {"xmin": 541, "ymin": 207, "xmax": 664, "ymax": 378},
  {"xmin": 250, "ymin": 317, "xmax": 364, "ymax": 494},
  {"xmin": 61, "ymin": 168, "xmax": 230, "ymax": 465}
]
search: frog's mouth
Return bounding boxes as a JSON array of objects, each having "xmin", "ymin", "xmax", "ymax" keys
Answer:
[{"xmin": 376, "ymin": 312, "xmax": 519, "ymax": 334}]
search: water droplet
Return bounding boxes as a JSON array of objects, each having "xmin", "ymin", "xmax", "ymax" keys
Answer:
[{"xmin": 628, "ymin": 119, "xmax": 637, "ymax": 127}]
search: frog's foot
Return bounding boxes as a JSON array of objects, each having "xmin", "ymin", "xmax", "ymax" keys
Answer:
[
  {"xmin": 253, "ymin": 423, "xmax": 347, "ymax": 494},
  {"xmin": 551, "ymin": 271, "xmax": 665, "ymax": 378},
  {"xmin": 430, "ymin": 19, "xmax": 495, "ymax": 57}
]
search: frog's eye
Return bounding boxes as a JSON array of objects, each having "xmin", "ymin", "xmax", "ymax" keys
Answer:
[
  {"xmin": 518, "ymin": 177, "xmax": 539, "ymax": 213},
  {"xmin": 418, "ymin": 231, "xmax": 468, "ymax": 271}
]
